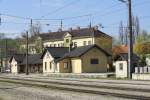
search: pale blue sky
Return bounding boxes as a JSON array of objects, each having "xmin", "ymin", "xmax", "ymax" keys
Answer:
[{"xmin": 0, "ymin": 0, "xmax": 150, "ymax": 38}]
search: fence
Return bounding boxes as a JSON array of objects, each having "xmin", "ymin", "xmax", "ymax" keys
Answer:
[{"xmin": 135, "ymin": 66, "xmax": 150, "ymax": 74}]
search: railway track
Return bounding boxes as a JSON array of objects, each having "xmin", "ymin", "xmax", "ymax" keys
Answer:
[{"xmin": 0, "ymin": 77, "xmax": 150, "ymax": 100}]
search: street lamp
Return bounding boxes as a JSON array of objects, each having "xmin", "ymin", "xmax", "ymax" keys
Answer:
[{"xmin": 118, "ymin": 0, "xmax": 133, "ymax": 79}]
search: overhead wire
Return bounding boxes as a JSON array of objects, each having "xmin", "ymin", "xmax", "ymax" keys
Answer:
[
  {"xmin": 41, "ymin": 0, "xmax": 81, "ymax": 18},
  {"xmin": 0, "ymin": 0, "xmax": 150, "ymax": 35}
]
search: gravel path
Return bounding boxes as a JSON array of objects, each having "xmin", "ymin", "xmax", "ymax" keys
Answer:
[{"xmin": 0, "ymin": 82, "xmax": 134, "ymax": 100}]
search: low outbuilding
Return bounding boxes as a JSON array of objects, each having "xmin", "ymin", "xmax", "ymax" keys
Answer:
[{"xmin": 41, "ymin": 45, "xmax": 111, "ymax": 74}]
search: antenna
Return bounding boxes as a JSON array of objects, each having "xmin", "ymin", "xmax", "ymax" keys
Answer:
[{"xmin": 60, "ymin": 19, "xmax": 63, "ymax": 30}]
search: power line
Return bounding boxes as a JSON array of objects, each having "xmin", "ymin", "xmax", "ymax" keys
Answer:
[
  {"xmin": 57, "ymin": 0, "xmax": 150, "ymax": 21},
  {"xmin": 0, "ymin": 0, "xmax": 149, "ymax": 22},
  {"xmin": 0, "ymin": 13, "xmax": 31, "ymax": 20},
  {"xmin": 41, "ymin": 0, "xmax": 80, "ymax": 18}
]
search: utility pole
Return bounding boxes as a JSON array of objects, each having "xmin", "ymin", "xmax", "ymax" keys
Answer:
[
  {"xmin": 5, "ymin": 38, "xmax": 8, "ymax": 71},
  {"xmin": 26, "ymin": 31, "xmax": 29, "ymax": 75},
  {"xmin": 0, "ymin": 48, "xmax": 2, "ymax": 72},
  {"xmin": 119, "ymin": 0, "xmax": 133, "ymax": 79},
  {"xmin": 26, "ymin": 19, "xmax": 32, "ymax": 75},
  {"xmin": 127, "ymin": 0, "xmax": 133, "ymax": 79}
]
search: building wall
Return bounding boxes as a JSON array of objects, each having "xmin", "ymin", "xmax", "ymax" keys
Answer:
[
  {"xmin": 71, "ymin": 58, "xmax": 82, "ymax": 73},
  {"xmin": 72, "ymin": 38, "xmax": 93, "ymax": 47},
  {"xmin": 146, "ymin": 58, "xmax": 150, "ymax": 66},
  {"xmin": 64, "ymin": 33, "xmax": 72, "ymax": 47},
  {"xmin": 42, "ymin": 36, "xmax": 112, "ymax": 53},
  {"xmin": 28, "ymin": 64, "xmax": 43, "ymax": 73},
  {"xmin": 43, "ymin": 51, "xmax": 59, "ymax": 73},
  {"xmin": 81, "ymin": 47, "xmax": 108, "ymax": 73},
  {"xmin": 43, "ymin": 40, "xmax": 64, "ymax": 47},
  {"xmin": 59, "ymin": 59, "xmax": 71, "ymax": 73},
  {"xmin": 115, "ymin": 61, "xmax": 128, "ymax": 78},
  {"xmin": 10, "ymin": 58, "xmax": 18, "ymax": 73}
]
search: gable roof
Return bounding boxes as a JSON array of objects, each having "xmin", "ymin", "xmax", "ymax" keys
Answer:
[
  {"xmin": 21, "ymin": 54, "xmax": 42, "ymax": 65},
  {"xmin": 112, "ymin": 45, "xmax": 128, "ymax": 54},
  {"xmin": 41, "ymin": 47, "xmax": 69, "ymax": 59},
  {"xmin": 116, "ymin": 53, "xmax": 140, "ymax": 63},
  {"xmin": 57, "ymin": 45, "xmax": 111, "ymax": 62},
  {"xmin": 38, "ymin": 28, "xmax": 112, "ymax": 41},
  {"xmin": 9, "ymin": 54, "xmax": 25, "ymax": 63}
]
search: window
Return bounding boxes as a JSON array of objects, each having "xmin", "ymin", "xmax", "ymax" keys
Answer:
[
  {"xmin": 74, "ymin": 42, "xmax": 77, "ymax": 47},
  {"xmin": 119, "ymin": 63, "xmax": 123, "ymax": 71},
  {"xmin": 58, "ymin": 44, "xmax": 60, "ymax": 47},
  {"xmin": 53, "ymin": 44, "xmax": 56, "ymax": 47},
  {"xmin": 64, "ymin": 62, "xmax": 69, "ymax": 69},
  {"xmin": 88, "ymin": 41, "xmax": 92, "ymax": 45},
  {"xmin": 90, "ymin": 59, "xmax": 99, "ymax": 64},
  {"xmin": 45, "ymin": 62, "xmax": 47, "ymax": 71},
  {"xmin": 66, "ymin": 39, "xmax": 69, "ymax": 43},
  {"xmin": 49, "ymin": 62, "xmax": 52, "ymax": 70},
  {"xmin": 83, "ymin": 41, "xmax": 87, "ymax": 46}
]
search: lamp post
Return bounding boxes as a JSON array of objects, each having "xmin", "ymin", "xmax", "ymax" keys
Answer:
[{"xmin": 119, "ymin": 0, "xmax": 133, "ymax": 79}]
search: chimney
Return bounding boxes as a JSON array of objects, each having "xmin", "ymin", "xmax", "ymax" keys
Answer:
[
  {"xmin": 94, "ymin": 25, "xmax": 98, "ymax": 30},
  {"xmin": 58, "ymin": 28, "xmax": 62, "ymax": 32},
  {"xmin": 76, "ymin": 26, "xmax": 80, "ymax": 30}
]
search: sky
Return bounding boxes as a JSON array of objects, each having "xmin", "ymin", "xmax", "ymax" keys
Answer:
[{"xmin": 0, "ymin": 0, "xmax": 150, "ymax": 38}]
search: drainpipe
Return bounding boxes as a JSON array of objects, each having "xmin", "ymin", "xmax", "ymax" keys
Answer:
[
  {"xmin": 53, "ymin": 60, "xmax": 57, "ymax": 73},
  {"xmin": 69, "ymin": 42, "xmax": 73, "ymax": 52}
]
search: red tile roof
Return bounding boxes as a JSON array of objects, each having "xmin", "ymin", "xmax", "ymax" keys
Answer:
[{"xmin": 112, "ymin": 45, "xmax": 128, "ymax": 55}]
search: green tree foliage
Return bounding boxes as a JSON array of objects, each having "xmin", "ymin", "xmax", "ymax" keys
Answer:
[
  {"xmin": 134, "ymin": 42, "xmax": 150, "ymax": 56},
  {"xmin": 34, "ymin": 37, "xmax": 43, "ymax": 53}
]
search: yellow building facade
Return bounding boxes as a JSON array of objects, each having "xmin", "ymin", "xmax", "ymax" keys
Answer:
[
  {"xmin": 40, "ymin": 27, "xmax": 112, "ymax": 54},
  {"xmin": 41, "ymin": 45, "xmax": 111, "ymax": 74}
]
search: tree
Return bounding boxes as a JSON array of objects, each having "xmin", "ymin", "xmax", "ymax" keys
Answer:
[
  {"xmin": 119, "ymin": 16, "xmax": 141, "ymax": 44},
  {"xmin": 30, "ymin": 22, "xmax": 42, "ymax": 36},
  {"xmin": 118, "ymin": 21, "xmax": 124, "ymax": 44},
  {"xmin": 135, "ymin": 30, "xmax": 150, "ymax": 43},
  {"xmin": 34, "ymin": 37, "xmax": 43, "ymax": 53},
  {"xmin": 134, "ymin": 43, "xmax": 143, "ymax": 55},
  {"xmin": 124, "ymin": 27, "xmax": 128, "ymax": 45},
  {"xmin": 134, "ymin": 42, "xmax": 150, "ymax": 56},
  {"xmin": 135, "ymin": 16, "xmax": 140, "ymax": 36}
]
